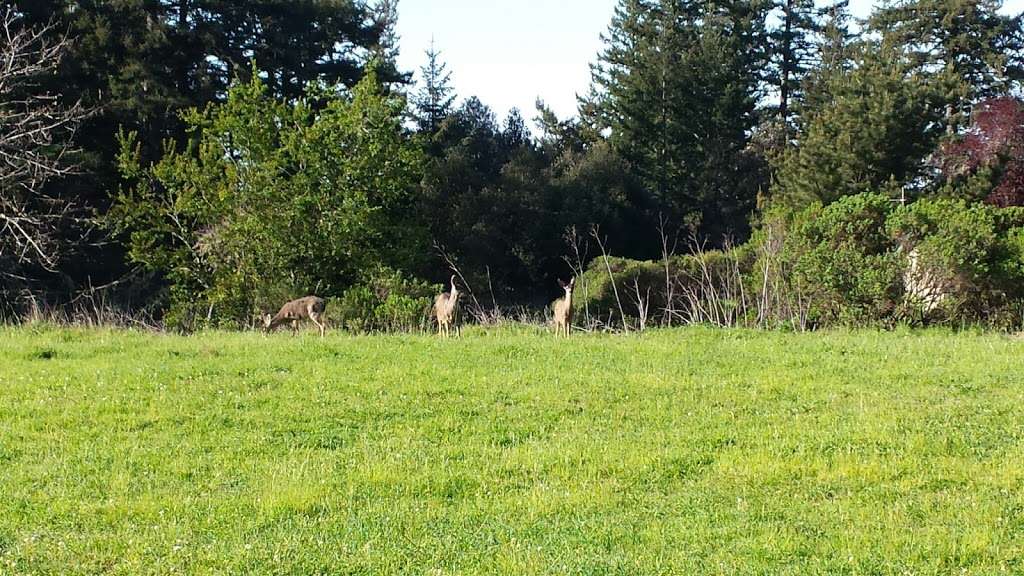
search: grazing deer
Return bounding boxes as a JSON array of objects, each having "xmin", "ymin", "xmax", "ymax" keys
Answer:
[
  {"xmin": 552, "ymin": 277, "xmax": 575, "ymax": 337},
  {"xmin": 263, "ymin": 296, "xmax": 327, "ymax": 337},
  {"xmin": 434, "ymin": 275, "xmax": 460, "ymax": 337}
]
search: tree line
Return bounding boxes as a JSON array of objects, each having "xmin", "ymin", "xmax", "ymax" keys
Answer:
[{"xmin": 2, "ymin": 0, "xmax": 1023, "ymax": 330}]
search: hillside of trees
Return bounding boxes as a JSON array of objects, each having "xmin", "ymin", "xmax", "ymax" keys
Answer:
[{"xmin": 2, "ymin": 0, "xmax": 1023, "ymax": 330}]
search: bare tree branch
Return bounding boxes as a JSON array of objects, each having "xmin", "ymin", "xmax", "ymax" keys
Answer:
[{"xmin": 0, "ymin": 6, "xmax": 90, "ymax": 281}]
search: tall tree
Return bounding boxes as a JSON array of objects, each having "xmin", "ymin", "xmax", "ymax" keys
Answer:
[
  {"xmin": 584, "ymin": 0, "xmax": 771, "ymax": 241},
  {"xmin": 800, "ymin": 0, "xmax": 855, "ymax": 116},
  {"xmin": 767, "ymin": 0, "xmax": 819, "ymax": 142},
  {"xmin": 412, "ymin": 41, "xmax": 456, "ymax": 134},
  {"xmin": 774, "ymin": 39, "xmax": 944, "ymax": 208},
  {"xmin": 869, "ymin": 0, "xmax": 1024, "ymax": 134},
  {"xmin": 368, "ymin": 0, "xmax": 408, "ymax": 87}
]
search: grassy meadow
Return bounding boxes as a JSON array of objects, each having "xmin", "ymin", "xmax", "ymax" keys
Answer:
[{"xmin": 0, "ymin": 325, "xmax": 1022, "ymax": 574}]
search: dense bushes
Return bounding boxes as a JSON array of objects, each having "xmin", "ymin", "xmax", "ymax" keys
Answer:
[
  {"xmin": 332, "ymin": 267, "xmax": 440, "ymax": 333},
  {"xmin": 888, "ymin": 201, "xmax": 1024, "ymax": 325},
  {"xmin": 110, "ymin": 68, "xmax": 424, "ymax": 330},
  {"xmin": 569, "ymin": 194, "xmax": 1024, "ymax": 331},
  {"xmin": 783, "ymin": 193, "xmax": 902, "ymax": 326},
  {"xmin": 773, "ymin": 194, "xmax": 1024, "ymax": 328}
]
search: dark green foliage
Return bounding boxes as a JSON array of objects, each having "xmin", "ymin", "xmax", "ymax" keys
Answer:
[
  {"xmin": 419, "ymin": 98, "xmax": 637, "ymax": 301},
  {"xmin": 584, "ymin": 0, "xmax": 771, "ymax": 240},
  {"xmin": 766, "ymin": 0, "xmax": 820, "ymax": 141},
  {"xmin": 333, "ymin": 266, "xmax": 440, "ymax": 333},
  {"xmin": 869, "ymin": 0, "xmax": 1024, "ymax": 133},
  {"xmin": 774, "ymin": 40, "xmax": 943, "ymax": 208},
  {"xmin": 109, "ymin": 69, "xmax": 423, "ymax": 329},
  {"xmin": 412, "ymin": 43, "xmax": 456, "ymax": 134},
  {"xmin": 783, "ymin": 193, "xmax": 902, "ymax": 326}
]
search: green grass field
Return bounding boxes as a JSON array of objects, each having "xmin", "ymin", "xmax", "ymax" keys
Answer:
[{"xmin": 1, "ymin": 326, "xmax": 1022, "ymax": 575}]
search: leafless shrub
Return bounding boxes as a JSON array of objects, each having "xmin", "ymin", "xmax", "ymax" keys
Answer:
[
  {"xmin": 677, "ymin": 235, "xmax": 749, "ymax": 327},
  {"xmin": 0, "ymin": 7, "xmax": 91, "ymax": 282},
  {"xmin": 590, "ymin": 224, "xmax": 629, "ymax": 331},
  {"xmin": 14, "ymin": 282, "xmax": 161, "ymax": 330},
  {"xmin": 657, "ymin": 214, "xmax": 680, "ymax": 326},
  {"xmin": 629, "ymin": 275, "xmax": 651, "ymax": 331},
  {"xmin": 753, "ymin": 220, "xmax": 809, "ymax": 331},
  {"xmin": 562, "ymin": 225, "xmax": 592, "ymax": 326}
]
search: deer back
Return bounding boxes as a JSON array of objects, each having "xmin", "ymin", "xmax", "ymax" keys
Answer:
[{"xmin": 271, "ymin": 296, "xmax": 323, "ymax": 324}]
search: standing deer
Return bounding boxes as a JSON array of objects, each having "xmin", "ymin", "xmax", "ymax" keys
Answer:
[
  {"xmin": 263, "ymin": 296, "xmax": 327, "ymax": 337},
  {"xmin": 552, "ymin": 277, "xmax": 575, "ymax": 337},
  {"xmin": 434, "ymin": 275, "xmax": 460, "ymax": 337}
]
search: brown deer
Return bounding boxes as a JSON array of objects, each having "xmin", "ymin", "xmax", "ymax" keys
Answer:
[
  {"xmin": 552, "ymin": 277, "xmax": 575, "ymax": 337},
  {"xmin": 433, "ymin": 275, "xmax": 460, "ymax": 337},
  {"xmin": 263, "ymin": 296, "xmax": 327, "ymax": 337}
]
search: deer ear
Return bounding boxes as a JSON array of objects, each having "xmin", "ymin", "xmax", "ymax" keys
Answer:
[
  {"xmin": 558, "ymin": 279, "xmax": 566, "ymax": 289},
  {"xmin": 569, "ymin": 277, "xmax": 576, "ymax": 287}
]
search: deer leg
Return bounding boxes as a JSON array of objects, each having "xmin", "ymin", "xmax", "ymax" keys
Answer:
[{"xmin": 310, "ymin": 313, "xmax": 325, "ymax": 338}]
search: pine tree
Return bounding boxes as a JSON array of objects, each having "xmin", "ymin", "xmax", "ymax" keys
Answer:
[
  {"xmin": 767, "ymin": 0, "xmax": 819, "ymax": 141},
  {"xmin": 800, "ymin": 0, "xmax": 856, "ymax": 118},
  {"xmin": 774, "ymin": 39, "xmax": 944, "ymax": 208},
  {"xmin": 869, "ymin": 0, "xmax": 1024, "ymax": 133},
  {"xmin": 413, "ymin": 42, "xmax": 456, "ymax": 134},
  {"xmin": 584, "ymin": 0, "xmax": 771, "ymax": 240},
  {"xmin": 501, "ymin": 109, "xmax": 531, "ymax": 152},
  {"xmin": 368, "ymin": 0, "xmax": 409, "ymax": 88}
]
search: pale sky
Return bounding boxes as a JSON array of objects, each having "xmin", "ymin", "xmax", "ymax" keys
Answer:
[{"xmin": 396, "ymin": 0, "xmax": 1024, "ymax": 123}]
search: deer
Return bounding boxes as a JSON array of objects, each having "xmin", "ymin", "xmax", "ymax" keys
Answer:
[
  {"xmin": 552, "ymin": 277, "xmax": 575, "ymax": 337},
  {"xmin": 263, "ymin": 296, "xmax": 327, "ymax": 338},
  {"xmin": 433, "ymin": 275, "xmax": 460, "ymax": 337}
]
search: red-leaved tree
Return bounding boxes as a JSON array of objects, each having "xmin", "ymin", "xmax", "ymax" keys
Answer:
[{"xmin": 938, "ymin": 97, "xmax": 1024, "ymax": 207}]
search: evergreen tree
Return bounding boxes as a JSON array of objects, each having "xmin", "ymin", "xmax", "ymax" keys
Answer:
[
  {"xmin": 774, "ymin": 39, "xmax": 944, "ymax": 208},
  {"xmin": 869, "ymin": 0, "xmax": 1024, "ymax": 133},
  {"xmin": 413, "ymin": 42, "xmax": 456, "ymax": 134},
  {"xmin": 584, "ymin": 0, "xmax": 771, "ymax": 241},
  {"xmin": 501, "ymin": 108, "xmax": 531, "ymax": 152},
  {"xmin": 800, "ymin": 0, "xmax": 856, "ymax": 116},
  {"xmin": 767, "ymin": 0, "xmax": 819, "ymax": 142},
  {"xmin": 368, "ymin": 0, "xmax": 408, "ymax": 88}
]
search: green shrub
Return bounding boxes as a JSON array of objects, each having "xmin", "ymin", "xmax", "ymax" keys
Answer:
[
  {"xmin": 333, "ymin": 266, "xmax": 439, "ymax": 333},
  {"xmin": 110, "ymin": 68, "xmax": 425, "ymax": 328},
  {"xmin": 784, "ymin": 193, "xmax": 902, "ymax": 326},
  {"xmin": 888, "ymin": 199, "xmax": 1024, "ymax": 325}
]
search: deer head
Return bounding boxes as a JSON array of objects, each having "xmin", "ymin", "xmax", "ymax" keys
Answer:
[{"xmin": 558, "ymin": 277, "xmax": 575, "ymax": 299}]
